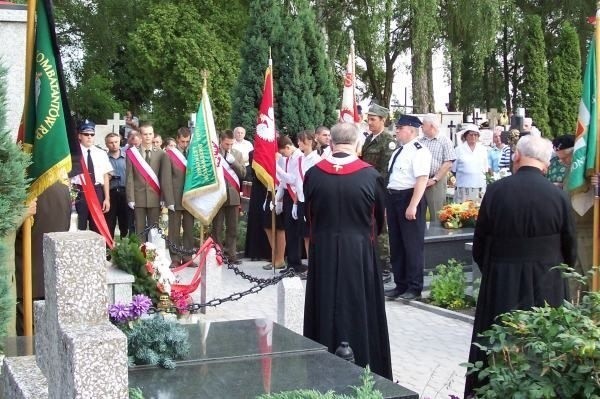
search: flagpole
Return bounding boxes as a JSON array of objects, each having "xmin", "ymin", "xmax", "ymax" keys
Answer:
[
  {"xmin": 269, "ymin": 49, "xmax": 276, "ymax": 276},
  {"xmin": 594, "ymin": 2, "xmax": 600, "ymax": 292},
  {"xmin": 21, "ymin": 0, "xmax": 38, "ymax": 337}
]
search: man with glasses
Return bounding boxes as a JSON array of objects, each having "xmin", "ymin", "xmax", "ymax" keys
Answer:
[{"xmin": 71, "ymin": 120, "xmax": 113, "ymax": 232}]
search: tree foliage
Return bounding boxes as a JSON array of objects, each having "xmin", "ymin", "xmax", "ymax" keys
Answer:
[
  {"xmin": 232, "ymin": 0, "xmax": 337, "ymax": 137},
  {"xmin": 516, "ymin": 14, "xmax": 550, "ymax": 136},
  {"xmin": 0, "ymin": 63, "xmax": 30, "ymax": 344},
  {"xmin": 548, "ymin": 22, "xmax": 582, "ymax": 137}
]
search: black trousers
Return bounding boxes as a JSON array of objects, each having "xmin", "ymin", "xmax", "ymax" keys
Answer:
[
  {"xmin": 75, "ymin": 184, "xmax": 105, "ymax": 233},
  {"xmin": 386, "ymin": 188, "xmax": 426, "ymax": 294},
  {"xmin": 106, "ymin": 187, "xmax": 129, "ymax": 238},
  {"xmin": 283, "ymin": 191, "xmax": 304, "ymax": 271}
]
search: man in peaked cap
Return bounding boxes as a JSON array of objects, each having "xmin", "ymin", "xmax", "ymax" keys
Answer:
[
  {"xmin": 384, "ymin": 114, "xmax": 432, "ymax": 301},
  {"xmin": 361, "ymin": 103, "xmax": 396, "ymax": 283},
  {"xmin": 71, "ymin": 119, "xmax": 113, "ymax": 232}
]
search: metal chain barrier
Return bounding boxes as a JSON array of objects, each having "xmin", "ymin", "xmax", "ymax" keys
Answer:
[{"xmin": 137, "ymin": 224, "xmax": 298, "ymax": 314}]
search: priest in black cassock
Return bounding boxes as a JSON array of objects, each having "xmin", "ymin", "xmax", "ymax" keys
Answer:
[
  {"xmin": 303, "ymin": 122, "xmax": 392, "ymax": 380},
  {"xmin": 465, "ymin": 135, "xmax": 575, "ymax": 398}
]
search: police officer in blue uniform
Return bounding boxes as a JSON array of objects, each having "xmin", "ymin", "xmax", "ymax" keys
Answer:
[{"xmin": 384, "ymin": 115, "xmax": 432, "ymax": 300}]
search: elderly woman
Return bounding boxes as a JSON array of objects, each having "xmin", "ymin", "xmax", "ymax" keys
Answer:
[{"xmin": 452, "ymin": 124, "xmax": 489, "ymax": 203}]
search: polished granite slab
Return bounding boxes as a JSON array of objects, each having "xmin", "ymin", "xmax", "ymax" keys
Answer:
[
  {"xmin": 424, "ymin": 225, "xmax": 474, "ymax": 271},
  {"xmin": 129, "ymin": 350, "xmax": 417, "ymax": 399}
]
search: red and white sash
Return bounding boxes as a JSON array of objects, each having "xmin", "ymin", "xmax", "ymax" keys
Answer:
[
  {"xmin": 166, "ymin": 148, "xmax": 187, "ymax": 172},
  {"xmin": 221, "ymin": 154, "xmax": 241, "ymax": 192},
  {"xmin": 127, "ymin": 147, "xmax": 161, "ymax": 194},
  {"xmin": 298, "ymin": 157, "xmax": 304, "ymax": 182},
  {"xmin": 285, "ymin": 157, "xmax": 297, "ymax": 202}
]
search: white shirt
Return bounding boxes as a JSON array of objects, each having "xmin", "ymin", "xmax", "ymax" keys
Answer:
[
  {"xmin": 387, "ymin": 138, "xmax": 432, "ymax": 190},
  {"xmin": 452, "ymin": 142, "xmax": 488, "ymax": 188},
  {"xmin": 294, "ymin": 150, "xmax": 321, "ymax": 202},
  {"xmin": 71, "ymin": 144, "xmax": 113, "ymax": 186},
  {"xmin": 232, "ymin": 139, "xmax": 254, "ymax": 166},
  {"xmin": 276, "ymin": 148, "xmax": 303, "ymax": 201}
]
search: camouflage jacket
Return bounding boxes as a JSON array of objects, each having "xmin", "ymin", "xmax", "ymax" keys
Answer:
[{"xmin": 361, "ymin": 131, "xmax": 396, "ymax": 180}]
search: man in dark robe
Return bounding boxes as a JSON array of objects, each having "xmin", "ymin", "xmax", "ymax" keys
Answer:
[
  {"xmin": 303, "ymin": 122, "xmax": 392, "ymax": 380},
  {"xmin": 465, "ymin": 135, "xmax": 575, "ymax": 398}
]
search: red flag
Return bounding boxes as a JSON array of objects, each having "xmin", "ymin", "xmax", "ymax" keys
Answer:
[
  {"xmin": 79, "ymin": 159, "xmax": 114, "ymax": 248},
  {"xmin": 252, "ymin": 61, "xmax": 278, "ymax": 192},
  {"xmin": 339, "ymin": 43, "xmax": 361, "ymax": 124}
]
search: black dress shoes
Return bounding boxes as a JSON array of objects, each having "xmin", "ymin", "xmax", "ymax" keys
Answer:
[
  {"xmin": 399, "ymin": 291, "xmax": 421, "ymax": 300},
  {"xmin": 384, "ymin": 288, "xmax": 404, "ymax": 299}
]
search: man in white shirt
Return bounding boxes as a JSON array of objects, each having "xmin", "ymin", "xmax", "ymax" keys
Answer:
[
  {"xmin": 385, "ymin": 115, "xmax": 432, "ymax": 301},
  {"xmin": 232, "ymin": 126, "xmax": 254, "ymax": 179},
  {"xmin": 71, "ymin": 120, "xmax": 113, "ymax": 232}
]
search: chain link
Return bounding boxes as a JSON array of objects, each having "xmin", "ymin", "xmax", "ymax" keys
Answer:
[{"xmin": 137, "ymin": 225, "xmax": 298, "ymax": 314}]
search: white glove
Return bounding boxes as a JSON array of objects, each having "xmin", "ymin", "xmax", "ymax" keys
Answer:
[
  {"xmin": 160, "ymin": 201, "xmax": 165, "ymax": 207},
  {"xmin": 225, "ymin": 152, "xmax": 235, "ymax": 164},
  {"xmin": 167, "ymin": 205, "xmax": 175, "ymax": 211},
  {"xmin": 128, "ymin": 202, "xmax": 135, "ymax": 209},
  {"xmin": 275, "ymin": 202, "xmax": 283, "ymax": 215},
  {"xmin": 291, "ymin": 203, "xmax": 298, "ymax": 220}
]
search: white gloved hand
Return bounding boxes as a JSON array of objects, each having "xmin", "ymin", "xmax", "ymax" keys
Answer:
[
  {"xmin": 269, "ymin": 201, "xmax": 275, "ymax": 211},
  {"xmin": 160, "ymin": 201, "xmax": 165, "ymax": 208},
  {"xmin": 167, "ymin": 205, "xmax": 175, "ymax": 211},
  {"xmin": 291, "ymin": 203, "xmax": 298, "ymax": 220},
  {"xmin": 275, "ymin": 201, "xmax": 283, "ymax": 215},
  {"xmin": 225, "ymin": 152, "xmax": 235, "ymax": 164},
  {"xmin": 128, "ymin": 202, "xmax": 135, "ymax": 209}
]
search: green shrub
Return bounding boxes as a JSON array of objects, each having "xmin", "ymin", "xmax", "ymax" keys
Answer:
[
  {"xmin": 429, "ymin": 259, "xmax": 470, "ymax": 309},
  {"xmin": 466, "ymin": 291, "xmax": 600, "ymax": 398},
  {"xmin": 110, "ymin": 236, "xmax": 160, "ymax": 303}
]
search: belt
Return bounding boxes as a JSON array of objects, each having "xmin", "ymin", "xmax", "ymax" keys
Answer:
[
  {"xmin": 110, "ymin": 187, "xmax": 126, "ymax": 192},
  {"xmin": 387, "ymin": 188, "xmax": 413, "ymax": 194},
  {"xmin": 73, "ymin": 184, "xmax": 102, "ymax": 188}
]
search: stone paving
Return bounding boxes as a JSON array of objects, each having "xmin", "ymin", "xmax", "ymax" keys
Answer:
[{"xmin": 178, "ymin": 258, "xmax": 473, "ymax": 399}]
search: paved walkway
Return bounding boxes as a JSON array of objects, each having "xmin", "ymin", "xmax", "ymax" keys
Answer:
[{"xmin": 178, "ymin": 258, "xmax": 473, "ymax": 398}]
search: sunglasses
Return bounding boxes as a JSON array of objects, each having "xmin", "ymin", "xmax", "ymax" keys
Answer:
[{"xmin": 80, "ymin": 133, "xmax": 95, "ymax": 137}]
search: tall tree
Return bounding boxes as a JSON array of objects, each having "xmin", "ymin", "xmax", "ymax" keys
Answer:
[
  {"xmin": 410, "ymin": 0, "xmax": 438, "ymax": 113},
  {"xmin": 517, "ymin": 14, "xmax": 550, "ymax": 136},
  {"xmin": 127, "ymin": 0, "xmax": 247, "ymax": 132},
  {"xmin": 231, "ymin": 0, "xmax": 285, "ymax": 135},
  {"xmin": 548, "ymin": 22, "xmax": 582, "ymax": 137}
]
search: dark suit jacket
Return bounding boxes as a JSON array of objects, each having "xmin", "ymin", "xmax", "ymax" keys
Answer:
[{"xmin": 126, "ymin": 146, "xmax": 172, "ymax": 208}]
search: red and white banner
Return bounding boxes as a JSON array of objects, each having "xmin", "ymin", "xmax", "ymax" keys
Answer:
[
  {"xmin": 127, "ymin": 147, "xmax": 160, "ymax": 194},
  {"xmin": 339, "ymin": 43, "xmax": 361, "ymax": 124}
]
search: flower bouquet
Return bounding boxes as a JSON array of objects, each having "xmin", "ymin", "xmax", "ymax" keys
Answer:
[{"xmin": 438, "ymin": 201, "xmax": 479, "ymax": 229}]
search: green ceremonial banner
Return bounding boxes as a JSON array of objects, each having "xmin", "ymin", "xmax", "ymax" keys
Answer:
[
  {"xmin": 569, "ymin": 38, "xmax": 597, "ymax": 193},
  {"xmin": 21, "ymin": 0, "xmax": 71, "ymax": 201},
  {"xmin": 182, "ymin": 85, "xmax": 226, "ymax": 225}
]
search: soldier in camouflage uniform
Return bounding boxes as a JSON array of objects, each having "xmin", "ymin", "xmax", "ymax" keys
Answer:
[{"xmin": 360, "ymin": 104, "xmax": 396, "ymax": 281}]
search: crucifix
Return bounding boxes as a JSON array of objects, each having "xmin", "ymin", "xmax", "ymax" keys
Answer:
[
  {"xmin": 472, "ymin": 110, "xmax": 483, "ymax": 126},
  {"xmin": 447, "ymin": 120, "xmax": 457, "ymax": 143},
  {"xmin": 106, "ymin": 113, "xmax": 126, "ymax": 134},
  {"xmin": 333, "ymin": 164, "xmax": 343, "ymax": 173}
]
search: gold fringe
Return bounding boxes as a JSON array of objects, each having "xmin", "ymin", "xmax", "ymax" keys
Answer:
[{"xmin": 27, "ymin": 156, "xmax": 72, "ymax": 202}]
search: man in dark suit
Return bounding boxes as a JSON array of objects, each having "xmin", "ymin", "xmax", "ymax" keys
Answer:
[
  {"xmin": 464, "ymin": 135, "xmax": 575, "ymax": 398},
  {"xmin": 164, "ymin": 127, "xmax": 194, "ymax": 267},
  {"xmin": 125, "ymin": 123, "xmax": 171, "ymax": 238},
  {"xmin": 211, "ymin": 130, "xmax": 246, "ymax": 264}
]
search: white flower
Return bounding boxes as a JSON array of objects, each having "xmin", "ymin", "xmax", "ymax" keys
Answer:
[{"xmin": 152, "ymin": 253, "xmax": 176, "ymax": 295}]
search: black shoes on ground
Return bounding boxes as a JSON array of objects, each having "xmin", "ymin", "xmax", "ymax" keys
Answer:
[
  {"xmin": 384, "ymin": 288, "xmax": 404, "ymax": 299},
  {"xmin": 384, "ymin": 287, "xmax": 421, "ymax": 300}
]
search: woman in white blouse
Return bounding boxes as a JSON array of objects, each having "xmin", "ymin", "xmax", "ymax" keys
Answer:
[
  {"xmin": 296, "ymin": 130, "xmax": 321, "ymax": 258},
  {"xmin": 452, "ymin": 124, "xmax": 489, "ymax": 203}
]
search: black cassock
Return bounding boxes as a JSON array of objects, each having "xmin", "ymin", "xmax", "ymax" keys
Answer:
[
  {"xmin": 303, "ymin": 155, "xmax": 393, "ymax": 380},
  {"xmin": 465, "ymin": 166, "xmax": 576, "ymax": 397},
  {"xmin": 244, "ymin": 151, "xmax": 272, "ymax": 260}
]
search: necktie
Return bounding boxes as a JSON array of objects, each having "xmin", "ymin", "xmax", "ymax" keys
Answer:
[
  {"xmin": 87, "ymin": 149, "xmax": 95, "ymax": 184},
  {"xmin": 145, "ymin": 150, "xmax": 151, "ymax": 163},
  {"xmin": 183, "ymin": 149, "xmax": 187, "ymax": 157},
  {"xmin": 387, "ymin": 146, "xmax": 403, "ymax": 183}
]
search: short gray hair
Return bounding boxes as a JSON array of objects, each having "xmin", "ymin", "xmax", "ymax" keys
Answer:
[
  {"xmin": 516, "ymin": 135, "xmax": 553, "ymax": 165},
  {"xmin": 422, "ymin": 114, "xmax": 439, "ymax": 128},
  {"xmin": 330, "ymin": 122, "xmax": 358, "ymax": 145}
]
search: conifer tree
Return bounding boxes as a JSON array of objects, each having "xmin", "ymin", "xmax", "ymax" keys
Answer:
[
  {"xmin": 231, "ymin": 0, "xmax": 285, "ymax": 135},
  {"xmin": 517, "ymin": 14, "xmax": 550, "ymax": 136},
  {"xmin": 0, "ymin": 63, "xmax": 30, "ymax": 342},
  {"xmin": 548, "ymin": 22, "xmax": 581, "ymax": 137},
  {"xmin": 297, "ymin": 0, "xmax": 338, "ymax": 127}
]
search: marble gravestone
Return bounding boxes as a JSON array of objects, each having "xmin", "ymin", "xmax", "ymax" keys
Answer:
[{"xmin": 1, "ymin": 231, "xmax": 129, "ymax": 399}]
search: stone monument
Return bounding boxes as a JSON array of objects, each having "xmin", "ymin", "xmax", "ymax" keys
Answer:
[{"xmin": 1, "ymin": 231, "xmax": 129, "ymax": 398}]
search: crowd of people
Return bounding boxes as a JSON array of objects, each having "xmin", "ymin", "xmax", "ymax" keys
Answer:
[{"xmin": 17, "ymin": 106, "xmax": 594, "ymax": 398}]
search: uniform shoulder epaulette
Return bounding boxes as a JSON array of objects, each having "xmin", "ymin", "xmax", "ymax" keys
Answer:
[{"xmin": 414, "ymin": 142, "xmax": 422, "ymax": 149}]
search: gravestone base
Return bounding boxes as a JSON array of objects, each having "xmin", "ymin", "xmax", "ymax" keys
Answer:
[{"xmin": 1, "ymin": 356, "xmax": 48, "ymax": 399}]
